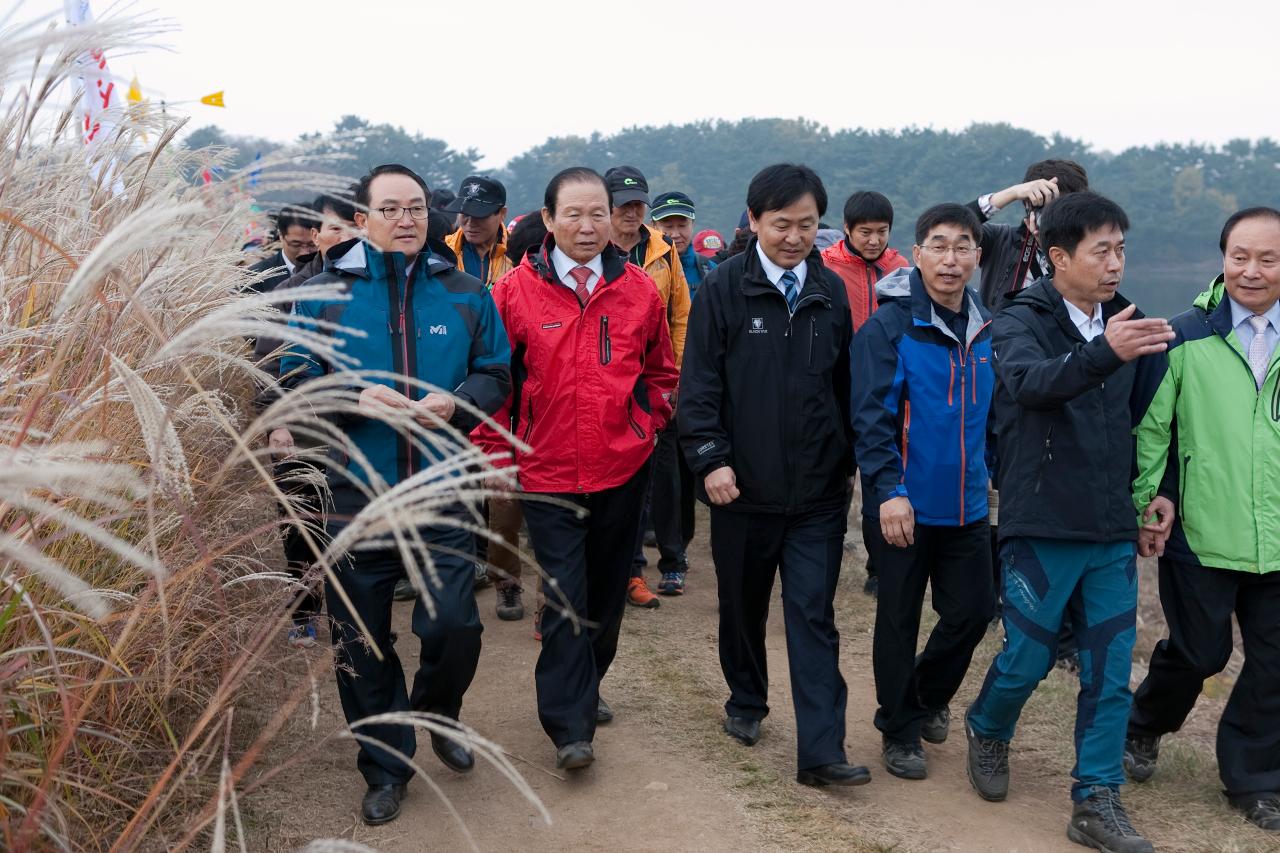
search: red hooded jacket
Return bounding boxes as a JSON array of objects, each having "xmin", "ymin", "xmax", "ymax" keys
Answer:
[
  {"xmin": 472, "ymin": 239, "xmax": 679, "ymax": 493},
  {"xmin": 820, "ymin": 241, "xmax": 909, "ymax": 330}
]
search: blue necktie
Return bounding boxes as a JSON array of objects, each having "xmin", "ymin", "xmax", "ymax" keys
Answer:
[{"xmin": 781, "ymin": 270, "xmax": 800, "ymax": 312}]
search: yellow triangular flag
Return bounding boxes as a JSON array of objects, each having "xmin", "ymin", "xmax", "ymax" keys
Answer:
[
  {"xmin": 200, "ymin": 91, "xmax": 225, "ymax": 108},
  {"xmin": 127, "ymin": 75, "xmax": 143, "ymax": 104}
]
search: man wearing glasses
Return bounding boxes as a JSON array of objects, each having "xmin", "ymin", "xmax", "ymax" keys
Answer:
[
  {"xmin": 282, "ymin": 163, "xmax": 511, "ymax": 826},
  {"xmin": 249, "ymin": 204, "xmax": 318, "ymax": 293},
  {"xmin": 850, "ymin": 204, "xmax": 996, "ymax": 782}
]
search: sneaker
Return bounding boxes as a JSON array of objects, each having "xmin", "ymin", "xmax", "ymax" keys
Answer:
[
  {"xmin": 495, "ymin": 584, "xmax": 525, "ymax": 621},
  {"xmin": 287, "ymin": 620, "xmax": 318, "ymax": 648},
  {"xmin": 627, "ymin": 577, "xmax": 660, "ymax": 608},
  {"xmin": 1067, "ymin": 786, "xmax": 1154, "ymax": 852},
  {"xmin": 1239, "ymin": 796, "xmax": 1280, "ymax": 832},
  {"xmin": 922, "ymin": 706, "xmax": 951, "ymax": 744},
  {"xmin": 532, "ymin": 607, "xmax": 543, "ymax": 642},
  {"xmin": 883, "ymin": 739, "xmax": 927, "ymax": 780},
  {"xmin": 392, "ymin": 577, "xmax": 415, "ymax": 601},
  {"xmin": 965, "ymin": 712, "xmax": 1009, "ymax": 802},
  {"xmin": 657, "ymin": 572, "xmax": 685, "ymax": 595},
  {"xmin": 1122, "ymin": 734, "xmax": 1160, "ymax": 783},
  {"xmin": 863, "ymin": 574, "xmax": 879, "ymax": 597},
  {"xmin": 474, "ymin": 565, "xmax": 493, "ymax": 591}
]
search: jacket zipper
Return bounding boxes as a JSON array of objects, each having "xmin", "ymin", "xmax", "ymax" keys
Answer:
[
  {"xmin": 901, "ymin": 400, "xmax": 911, "ymax": 478},
  {"xmin": 1034, "ymin": 425, "xmax": 1054, "ymax": 494},
  {"xmin": 521, "ymin": 398, "xmax": 535, "ymax": 443},
  {"xmin": 808, "ymin": 316, "xmax": 817, "ymax": 367},
  {"xmin": 394, "ymin": 263, "xmax": 415, "ymax": 478},
  {"xmin": 599, "ymin": 315, "xmax": 612, "ymax": 365},
  {"xmin": 626, "ymin": 397, "xmax": 646, "ymax": 439}
]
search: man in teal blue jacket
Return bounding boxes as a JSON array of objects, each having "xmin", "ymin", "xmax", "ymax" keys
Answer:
[{"xmin": 282, "ymin": 164, "xmax": 510, "ymax": 826}]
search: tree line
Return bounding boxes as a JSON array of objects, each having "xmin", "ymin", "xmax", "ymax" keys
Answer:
[{"xmin": 188, "ymin": 116, "xmax": 1280, "ymax": 317}]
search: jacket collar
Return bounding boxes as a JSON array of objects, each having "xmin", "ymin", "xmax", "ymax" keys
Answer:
[
  {"xmin": 444, "ymin": 225, "xmax": 508, "ymax": 261},
  {"xmin": 879, "ymin": 267, "xmax": 989, "ymax": 347},
  {"xmin": 739, "ymin": 237, "xmax": 832, "ymax": 307},
  {"xmin": 1198, "ymin": 275, "xmax": 1238, "ymax": 340},
  {"xmin": 326, "ymin": 238, "xmax": 452, "ymax": 282},
  {"xmin": 530, "ymin": 236, "xmax": 628, "ymax": 286},
  {"xmin": 1015, "ymin": 276, "xmax": 1136, "ymax": 342},
  {"xmin": 836, "ymin": 238, "xmax": 902, "ymax": 273}
]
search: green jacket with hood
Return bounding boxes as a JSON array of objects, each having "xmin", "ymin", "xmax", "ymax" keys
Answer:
[{"xmin": 1132, "ymin": 276, "xmax": 1280, "ymax": 573}]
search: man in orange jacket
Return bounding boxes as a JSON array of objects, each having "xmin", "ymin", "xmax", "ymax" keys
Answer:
[{"xmin": 474, "ymin": 167, "xmax": 679, "ymax": 771}]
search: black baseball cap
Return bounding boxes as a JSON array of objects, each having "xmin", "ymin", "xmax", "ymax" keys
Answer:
[
  {"xmin": 605, "ymin": 165, "xmax": 650, "ymax": 206},
  {"xmin": 651, "ymin": 191, "xmax": 696, "ymax": 221},
  {"xmin": 445, "ymin": 175, "xmax": 507, "ymax": 217}
]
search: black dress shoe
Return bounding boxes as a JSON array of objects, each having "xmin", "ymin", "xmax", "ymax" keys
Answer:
[
  {"xmin": 723, "ymin": 716, "xmax": 761, "ymax": 746},
  {"xmin": 596, "ymin": 696, "xmax": 614, "ymax": 724},
  {"xmin": 796, "ymin": 762, "xmax": 872, "ymax": 788},
  {"xmin": 431, "ymin": 731, "xmax": 475, "ymax": 773},
  {"xmin": 556, "ymin": 740, "xmax": 595, "ymax": 771},
  {"xmin": 361, "ymin": 783, "xmax": 406, "ymax": 825}
]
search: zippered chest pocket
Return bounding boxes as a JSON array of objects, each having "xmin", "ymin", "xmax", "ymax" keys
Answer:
[{"xmin": 802, "ymin": 311, "xmax": 841, "ymax": 376}]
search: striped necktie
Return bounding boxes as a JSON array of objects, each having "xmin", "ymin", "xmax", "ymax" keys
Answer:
[
  {"xmin": 781, "ymin": 269, "xmax": 800, "ymax": 312},
  {"xmin": 569, "ymin": 265, "xmax": 593, "ymax": 306}
]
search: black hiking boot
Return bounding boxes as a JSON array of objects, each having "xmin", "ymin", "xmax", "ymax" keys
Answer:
[
  {"xmin": 921, "ymin": 706, "xmax": 951, "ymax": 744},
  {"xmin": 965, "ymin": 713, "xmax": 1009, "ymax": 802},
  {"xmin": 495, "ymin": 583, "xmax": 525, "ymax": 621},
  {"xmin": 1122, "ymin": 734, "xmax": 1160, "ymax": 783},
  {"xmin": 1067, "ymin": 786, "xmax": 1154, "ymax": 852},
  {"xmin": 882, "ymin": 738, "xmax": 927, "ymax": 780},
  {"xmin": 1236, "ymin": 796, "xmax": 1280, "ymax": 832}
]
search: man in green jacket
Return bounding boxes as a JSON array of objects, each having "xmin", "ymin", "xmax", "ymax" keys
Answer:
[{"xmin": 1125, "ymin": 206, "xmax": 1280, "ymax": 833}]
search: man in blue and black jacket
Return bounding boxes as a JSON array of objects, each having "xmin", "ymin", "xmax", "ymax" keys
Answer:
[
  {"xmin": 281, "ymin": 164, "xmax": 511, "ymax": 827},
  {"xmin": 850, "ymin": 203, "xmax": 996, "ymax": 782}
]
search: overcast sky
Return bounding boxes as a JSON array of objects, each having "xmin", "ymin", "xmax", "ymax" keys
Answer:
[{"xmin": 50, "ymin": 0, "xmax": 1280, "ymax": 168}]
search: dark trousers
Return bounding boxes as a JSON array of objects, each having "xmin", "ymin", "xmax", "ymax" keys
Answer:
[
  {"xmin": 325, "ymin": 521, "xmax": 482, "ymax": 785},
  {"xmin": 1129, "ymin": 557, "xmax": 1280, "ymax": 803},
  {"xmin": 524, "ymin": 465, "xmax": 650, "ymax": 747},
  {"xmin": 649, "ymin": 420, "xmax": 691, "ymax": 573},
  {"xmin": 710, "ymin": 503, "xmax": 848, "ymax": 770},
  {"xmin": 276, "ymin": 458, "xmax": 326, "ymax": 625},
  {"xmin": 864, "ymin": 517, "xmax": 994, "ymax": 744}
]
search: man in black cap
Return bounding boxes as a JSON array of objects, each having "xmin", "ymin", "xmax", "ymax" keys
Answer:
[
  {"xmin": 603, "ymin": 166, "xmax": 692, "ymax": 603},
  {"xmin": 652, "ymin": 191, "xmax": 716, "ymax": 299},
  {"xmin": 647, "ymin": 191, "xmax": 714, "ymax": 587},
  {"xmin": 442, "ymin": 175, "xmax": 519, "ymax": 619},
  {"xmin": 444, "ymin": 175, "xmax": 512, "ymax": 288}
]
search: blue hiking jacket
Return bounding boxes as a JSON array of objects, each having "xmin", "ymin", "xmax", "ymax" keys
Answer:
[
  {"xmin": 679, "ymin": 245, "xmax": 715, "ymax": 299},
  {"xmin": 851, "ymin": 267, "xmax": 994, "ymax": 526},
  {"xmin": 281, "ymin": 239, "xmax": 511, "ymax": 511}
]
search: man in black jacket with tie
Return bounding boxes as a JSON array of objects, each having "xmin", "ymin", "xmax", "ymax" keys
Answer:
[{"xmin": 679, "ymin": 164, "xmax": 870, "ymax": 790}]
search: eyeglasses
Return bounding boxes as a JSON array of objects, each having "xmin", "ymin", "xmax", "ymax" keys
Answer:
[
  {"xmin": 374, "ymin": 206, "xmax": 429, "ymax": 221},
  {"xmin": 920, "ymin": 243, "xmax": 977, "ymax": 259}
]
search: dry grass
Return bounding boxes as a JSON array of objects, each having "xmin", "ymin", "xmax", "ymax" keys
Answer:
[{"xmin": 0, "ymin": 14, "xmax": 538, "ymax": 851}]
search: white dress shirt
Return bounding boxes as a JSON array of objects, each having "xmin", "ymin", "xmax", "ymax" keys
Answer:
[
  {"xmin": 281, "ymin": 251, "xmax": 297, "ymax": 275},
  {"xmin": 755, "ymin": 243, "xmax": 807, "ymax": 298},
  {"xmin": 1064, "ymin": 299, "xmax": 1105, "ymax": 342},
  {"xmin": 1228, "ymin": 295, "xmax": 1280, "ymax": 365},
  {"xmin": 551, "ymin": 246, "xmax": 604, "ymax": 296}
]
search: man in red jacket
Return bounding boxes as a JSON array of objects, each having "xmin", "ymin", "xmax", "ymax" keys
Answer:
[
  {"xmin": 473, "ymin": 167, "xmax": 679, "ymax": 771},
  {"xmin": 821, "ymin": 190, "xmax": 909, "ymax": 597},
  {"xmin": 821, "ymin": 191, "xmax": 910, "ymax": 332}
]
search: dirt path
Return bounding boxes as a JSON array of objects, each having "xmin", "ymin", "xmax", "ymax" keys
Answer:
[{"xmin": 248, "ymin": 508, "xmax": 1274, "ymax": 853}]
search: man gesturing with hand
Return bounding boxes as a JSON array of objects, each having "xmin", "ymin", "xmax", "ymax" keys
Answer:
[
  {"xmin": 679, "ymin": 165, "xmax": 870, "ymax": 790},
  {"xmin": 964, "ymin": 192, "xmax": 1169, "ymax": 853}
]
